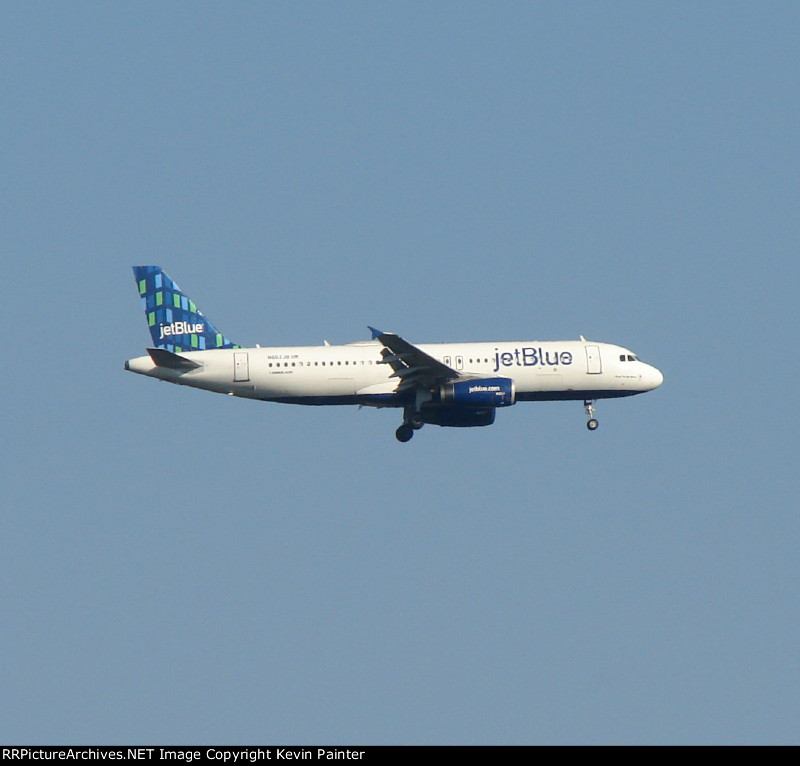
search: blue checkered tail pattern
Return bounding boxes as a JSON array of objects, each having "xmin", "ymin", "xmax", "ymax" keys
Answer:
[{"xmin": 133, "ymin": 266, "xmax": 239, "ymax": 352}]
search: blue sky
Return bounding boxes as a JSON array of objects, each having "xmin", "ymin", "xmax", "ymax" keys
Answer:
[{"xmin": 2, "ymin": 2, "xmax": 798, "ymax": 744}]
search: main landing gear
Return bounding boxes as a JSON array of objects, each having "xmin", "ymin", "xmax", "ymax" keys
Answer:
[
  {"xmin": 584, "ymin": 399, "xmax": 599, "ymax": 431},
  {"xmin": 396, "ymin": 408, "xmax": 425, "ymax": 443}
]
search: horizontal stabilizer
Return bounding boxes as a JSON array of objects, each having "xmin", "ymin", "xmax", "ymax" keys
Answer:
[{"xmin": 147, "ymin": 347, "xmax": 201, "ymax": 370}]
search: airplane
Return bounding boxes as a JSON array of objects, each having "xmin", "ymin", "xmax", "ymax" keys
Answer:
[{"xmin": 124, "ymin": 266, "xmax": 663, "ymax": 442}]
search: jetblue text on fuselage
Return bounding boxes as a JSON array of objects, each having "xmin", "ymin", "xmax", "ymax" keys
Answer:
[
  {"xmin": 159, "ymin": 321, "xmax": 205, "ymax": 339},
  {"xmin": 493, "ymin": 347, "xmax": 573, "ymax": 373}
]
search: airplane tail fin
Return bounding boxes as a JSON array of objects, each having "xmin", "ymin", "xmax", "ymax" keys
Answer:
[{"xmin": 132, "ymin": 266, "xmax": 239, "ymax": 351}]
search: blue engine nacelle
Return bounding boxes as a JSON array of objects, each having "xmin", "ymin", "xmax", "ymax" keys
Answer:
[{"xmin": 439, "ymin": 377, "xmax": 516, "ymax": 408}]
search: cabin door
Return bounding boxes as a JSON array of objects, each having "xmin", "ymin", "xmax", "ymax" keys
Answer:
[
  {"xmin": 234, "ymin": 352, "xmax": 250, "ymax": 382},
  {"xmin": 585, "ymin": 346, "xmax": 602, "ymax": 374}
]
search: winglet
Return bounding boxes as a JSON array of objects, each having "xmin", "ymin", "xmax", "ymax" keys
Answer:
[{"xmin": 368, "ymin": 326, "xmax": 384, "ymax": 340}]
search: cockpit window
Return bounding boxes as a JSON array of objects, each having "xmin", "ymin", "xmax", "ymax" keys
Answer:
[{"xmin": 620, "ymin": 354, "xmax": 640, "ymax": 362}]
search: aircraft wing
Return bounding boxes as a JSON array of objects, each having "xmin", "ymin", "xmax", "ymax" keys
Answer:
[{"xmin": 369, "ymin": 327, "xmax": 459, "ymax": 393}]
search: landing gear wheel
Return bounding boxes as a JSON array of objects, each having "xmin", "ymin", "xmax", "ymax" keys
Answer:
[
  {"xmin": 395, "ymin": 424, "xmax": 414, "ymax": 442},
  {"xmin": 404, "ymin": 406, "xmax": 425, "ymax": 431},
  {"xmin": 584, "ymin": 399, "xmax": 598, "ymax": 431}
]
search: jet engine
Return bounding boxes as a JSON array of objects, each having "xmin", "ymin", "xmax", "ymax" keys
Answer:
[{"xmin": 439, "ymin": 377, "xmax": 516, "ymax": 408}]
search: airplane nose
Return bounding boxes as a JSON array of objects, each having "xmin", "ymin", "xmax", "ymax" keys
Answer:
[{"xmin": 647, "ymin": 366, "xmax": 664, "ymax": 389}]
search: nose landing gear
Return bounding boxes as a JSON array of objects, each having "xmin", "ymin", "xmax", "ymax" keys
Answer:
[{"xmin": 584, "ymin": 399, "xmax": 599, "ymax": 431}]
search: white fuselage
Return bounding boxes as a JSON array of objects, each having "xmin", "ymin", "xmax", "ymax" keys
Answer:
[{"xmin": 125, "ymin": 339, "xmax": 663, "ymax": 406}]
